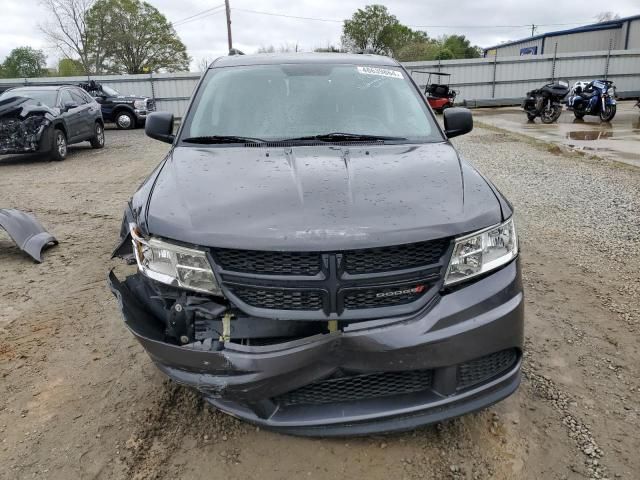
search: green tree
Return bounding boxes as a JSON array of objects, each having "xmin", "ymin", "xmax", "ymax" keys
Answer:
[
  {"xmin": 381, "ymin": 24, "xmax": 429, "ymax": 58},
  {"xmin": 86, "ymin": 0, "xmax": 190, "ymax": 74},
  {"xmin": 441, "ymin": 35, "xmax": 481, "ymax": 59},
  {"xmin": 41, "ymin": 0, "xmax": 110, "ymax": 75},
  {"xmin": 2, "ymin": 47, "xmax": 47, "ymax": 78},
  {"xmin": 57, "ymin": 58, "xmax": 86, "ymax": 76},
  {"xmin": 397, "ymin": 40, "xmax": 440, "ymax": 62},
  {"xmin": 434, "ymin": 47, "xmax": 454, "ymax": 60},
  {"xmin": 342, "ymin": 5, "xmax": 401, "ymax": 55}
]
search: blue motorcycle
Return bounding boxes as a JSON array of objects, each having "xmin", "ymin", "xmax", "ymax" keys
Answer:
[{"xmin": 567, "ymin": 79, "xmax": 617, "ymax": 122}]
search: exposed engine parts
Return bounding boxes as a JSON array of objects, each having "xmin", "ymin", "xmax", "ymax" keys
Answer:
[
  {"xmin": 0, "ymin": 96, "xmax": 55, "ymax": 155},
  {"xmin": 0, "ymin": 115, "xmax": 50, "ymax": 154}
]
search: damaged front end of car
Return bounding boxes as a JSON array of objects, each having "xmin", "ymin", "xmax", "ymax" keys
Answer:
[
  {"xmin": 109, "ymin": 202, "xmax": 524, "ymax": 437},
  {"xmin": 0, "ymin": 97, "xmax": 54, "ymax": 155}
]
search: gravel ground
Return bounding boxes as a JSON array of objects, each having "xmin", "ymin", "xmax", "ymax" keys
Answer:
[{"xmin": 0, "ymin": 125, "xmax": 638, "ymax": 479}]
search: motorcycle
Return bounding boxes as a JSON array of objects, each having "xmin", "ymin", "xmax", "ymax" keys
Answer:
[
  {"xmin": 566, "ymin": 80, "xmax": 617, "ymax": 122},
  {"xmin": 522, "ymin": 80, "xmax": 570, "ymax": 123}
]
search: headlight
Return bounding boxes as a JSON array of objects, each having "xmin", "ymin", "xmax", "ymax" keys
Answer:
[
  {"xmin": 607, "ymin": 87, "xmax": 615, "ymax": 97},
  {"xmin": 130, "ymin": 225, "xmax": 222, "ymax": 295},
  {"xmin": 444, "ymin": 218, "xmax": 518, "ymax": 286},
  {"xmin": 133, "ymin": 100, "xmax": 147, "ymax": 109}
]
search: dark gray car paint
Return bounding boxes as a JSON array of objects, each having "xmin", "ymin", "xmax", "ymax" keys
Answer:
[
  {"xmin": 109, "ymin": 258, "xmax": 523, "ymax": 436},
  {"xmin": 111, "ymin": 53, "xmax": 523, "ymax": 436},
  {"xmin": 0, "ymin": 208, "xmax": 58, "ymax": 262},
  {"xmin": 142, "ymin": 143, "xmax": 503, "ymax": 251}
]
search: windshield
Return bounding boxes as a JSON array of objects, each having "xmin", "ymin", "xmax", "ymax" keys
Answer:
[
  {"xmin": 102, "ymin": 85, "xmax": 120, "ymax": 96},
  {"xmin": 0, "ymin": 89, "xmax": 58, "ymax": 108},
  {"xmin": 181, "ymin": 64, "xmax": 441, "ymax": 143}
]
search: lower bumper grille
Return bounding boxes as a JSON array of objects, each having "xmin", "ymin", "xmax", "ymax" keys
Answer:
[
  {"xmin": 277, "ymin": 369, "xmax": 434, "ymax": 406},
  {"xmin": 275, "ymin": 349, "xmax": 519, "ymax": 406},
  {"xmin": 458, "ymin": 349, "xmax": 518, "ymax": 390}
]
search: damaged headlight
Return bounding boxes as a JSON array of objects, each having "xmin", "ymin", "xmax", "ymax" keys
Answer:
[
  {"xmin": 444, "ymin": 218, "xmax": 518, "ymax": 286},
  {"xmin": 130, "ymin": 225, "xmax": 222, "ymax": 295}
]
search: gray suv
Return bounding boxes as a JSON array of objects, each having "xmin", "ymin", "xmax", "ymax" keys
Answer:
[
  {"xmin": 110, "ymin": 53, "xmax": 523, "ymax": 436},
  {"xmin": 0, "ymin": 85, "xmax": 105, "ymax": 160}
]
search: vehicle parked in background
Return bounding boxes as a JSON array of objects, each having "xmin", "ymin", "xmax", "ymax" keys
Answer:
[
  {"xmin": 110, "ymin": 53, "xmax": 523, "ymax": 436},
  {"xmin": 0, "ymin": 85, "xmax": 104, "ymax": 161},
  {"xmin": 78, "ymin": 80, "xmax": 154, "ymax": 130},
  {"xmin": 414, "ymin": 71, "xmax": 457, "ymax": 113},
  {"xmin": 522, "ymin": 80, "xmax": 570, "ymax": 123},
  {"xmin": 567, "ymin": 79, "xmax": 617, "ymax": 121}
]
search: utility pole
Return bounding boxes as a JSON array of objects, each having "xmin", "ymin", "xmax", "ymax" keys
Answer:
[{"xmin": 225, "ymin": 0, "xmax": 233, "ymax": 52}]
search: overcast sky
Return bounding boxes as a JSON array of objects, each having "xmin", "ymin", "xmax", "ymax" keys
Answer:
[{"xmin": 1, "ymin": 0, "xmax": 638, "ymax": 70}]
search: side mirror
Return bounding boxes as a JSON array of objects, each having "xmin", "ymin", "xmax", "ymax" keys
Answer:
[
  {"xmin": 443, "ymin": 107, "xmax": 473, "ymax": 138},
  {"xmin": 145, "ymin": 112, "xmax": 175, "ymax": 144},
  {"xmin": 63, "ymin": 102, "xmax": 78, "ymax": 112}
]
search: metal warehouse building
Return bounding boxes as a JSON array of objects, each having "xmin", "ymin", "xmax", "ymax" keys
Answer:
[{"xmin": 484, "ymin": 15, "xmax": 640, "ymax": 57}]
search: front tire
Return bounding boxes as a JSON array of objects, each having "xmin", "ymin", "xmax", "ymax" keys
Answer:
[
  {"xmin": 90, "ymin": 122, "xmax": 105, "ymax": 149},
  {"xmin": 541, "ymin": 105, "xmax": 562, "ymax": 124},
  {"xmin": 600, "ymin": 104, "xmax": 616, "ymax": 122},
  {"xmin": 50, "ymin": 129, "xmax": 67, "ymax": 161},
  {"xmin": 526, "ymin": 112, "xmax": 537, "ymax": 121},
  {"xmin": 115, "ymin": 111, "xmax": 135, "ymax": 130}
]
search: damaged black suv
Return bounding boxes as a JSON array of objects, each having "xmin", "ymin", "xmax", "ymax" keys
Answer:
[
  {"xmin": 110, "ymin": 53, "xmax": 523, "ymax": 436},
  {"xmin": 0, "ymin": 85, "xmax": 104, "ymax": 161}
]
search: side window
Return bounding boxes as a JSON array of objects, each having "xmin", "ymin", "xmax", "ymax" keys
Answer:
[
  {"xmin": 59, "ymin": 90, "xmax": 74, "ymax": 107},
  {"xmin": 70, "ymin": 89, "xmax": 88, "ymax": 105},
  {"xmin": 79, "ymin": 90, "xmax": 94, "ymax": 103}
]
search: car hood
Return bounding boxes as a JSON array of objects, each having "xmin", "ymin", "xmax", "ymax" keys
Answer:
[
  {"xmin": 145, "ymin": 143, "xmax": 502, "ymax": 250},
  {"xmin": 0, "ymin": 96, "xmax": 58, "ymax": 119}
]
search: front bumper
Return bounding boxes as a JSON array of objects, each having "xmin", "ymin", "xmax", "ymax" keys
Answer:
[
  {"xmin": 109, "ymin": 259, "xmax": 524, "ymax": 436},
  {"xmin": 133, "ymin": 109, "xmax": 148, "ymax": 122}
]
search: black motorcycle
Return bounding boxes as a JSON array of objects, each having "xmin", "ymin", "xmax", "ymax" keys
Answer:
[{"xmin": 522, "ymin": 80, "xmax": 570, "ymax": 123}]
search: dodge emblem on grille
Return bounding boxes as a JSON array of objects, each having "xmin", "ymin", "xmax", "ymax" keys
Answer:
[{"xmin": 375, "ymin": 285, "xmax": 426, "ymax": 298}]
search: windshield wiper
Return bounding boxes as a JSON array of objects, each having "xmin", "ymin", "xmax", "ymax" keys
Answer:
[
  {"xmin": 281, "ymin": 132, "xmax": 407, "ymax": 143},
  {"xmin": 181, "ymin": 135, "xmax": 266, "ymax": 144}
]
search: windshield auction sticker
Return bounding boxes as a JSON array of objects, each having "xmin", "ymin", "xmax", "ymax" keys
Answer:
[{"xmin": 357, "ymin": 66, "xmax": 404, "ymax": 79}]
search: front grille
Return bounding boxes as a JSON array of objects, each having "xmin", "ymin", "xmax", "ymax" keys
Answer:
[
  {"xmin": 213, "ymin": 249, "xmax": 321, "ymax": 276},
  {"xmin": 277, "ymin": 369, "xmax": 434, "ymax": 406},
  {"xmin": 213, "ymin": 238, "xmax": 450, "ymax": 319},
  {"xmin": 343, "ymin": 239, "xmax": 450, "ymax": 275},
  {"xmin": 343, "ymin": 282, "xmax": 429, "ymax": 309},
  {"xmin": 227, "ymin": 285, "xmax": 324, "ymax": 311},
  {"xmin": 458, "ymin": 349, "xmax": 518, "ymax": 390}
]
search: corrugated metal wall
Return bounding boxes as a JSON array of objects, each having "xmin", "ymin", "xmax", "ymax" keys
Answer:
[
  {"xmin": 487, "ymin": 39, "xmax": 544, "ymax": 57},
  {"xmin": 551, "ymin": 29, "xmax": 621, "ymax": 53},
  {"xmin": 404, "ymin": 49, "xmax": 640, "ymax": 105},
  {"xmin": 0, "ymin": 49, "xmax": 638, "ymax": 115},
  {"xmin": 489, "ymin": 18, "xmax": 640, "ymax": 56},
  {"xmin": 627, "ymin": 19, "xmax": 640, "ymax": 49}
]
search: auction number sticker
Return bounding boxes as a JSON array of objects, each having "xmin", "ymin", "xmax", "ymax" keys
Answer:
[{"xmin": 357, "ymin": 66, "xmax": 403, "ymax": 79}]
